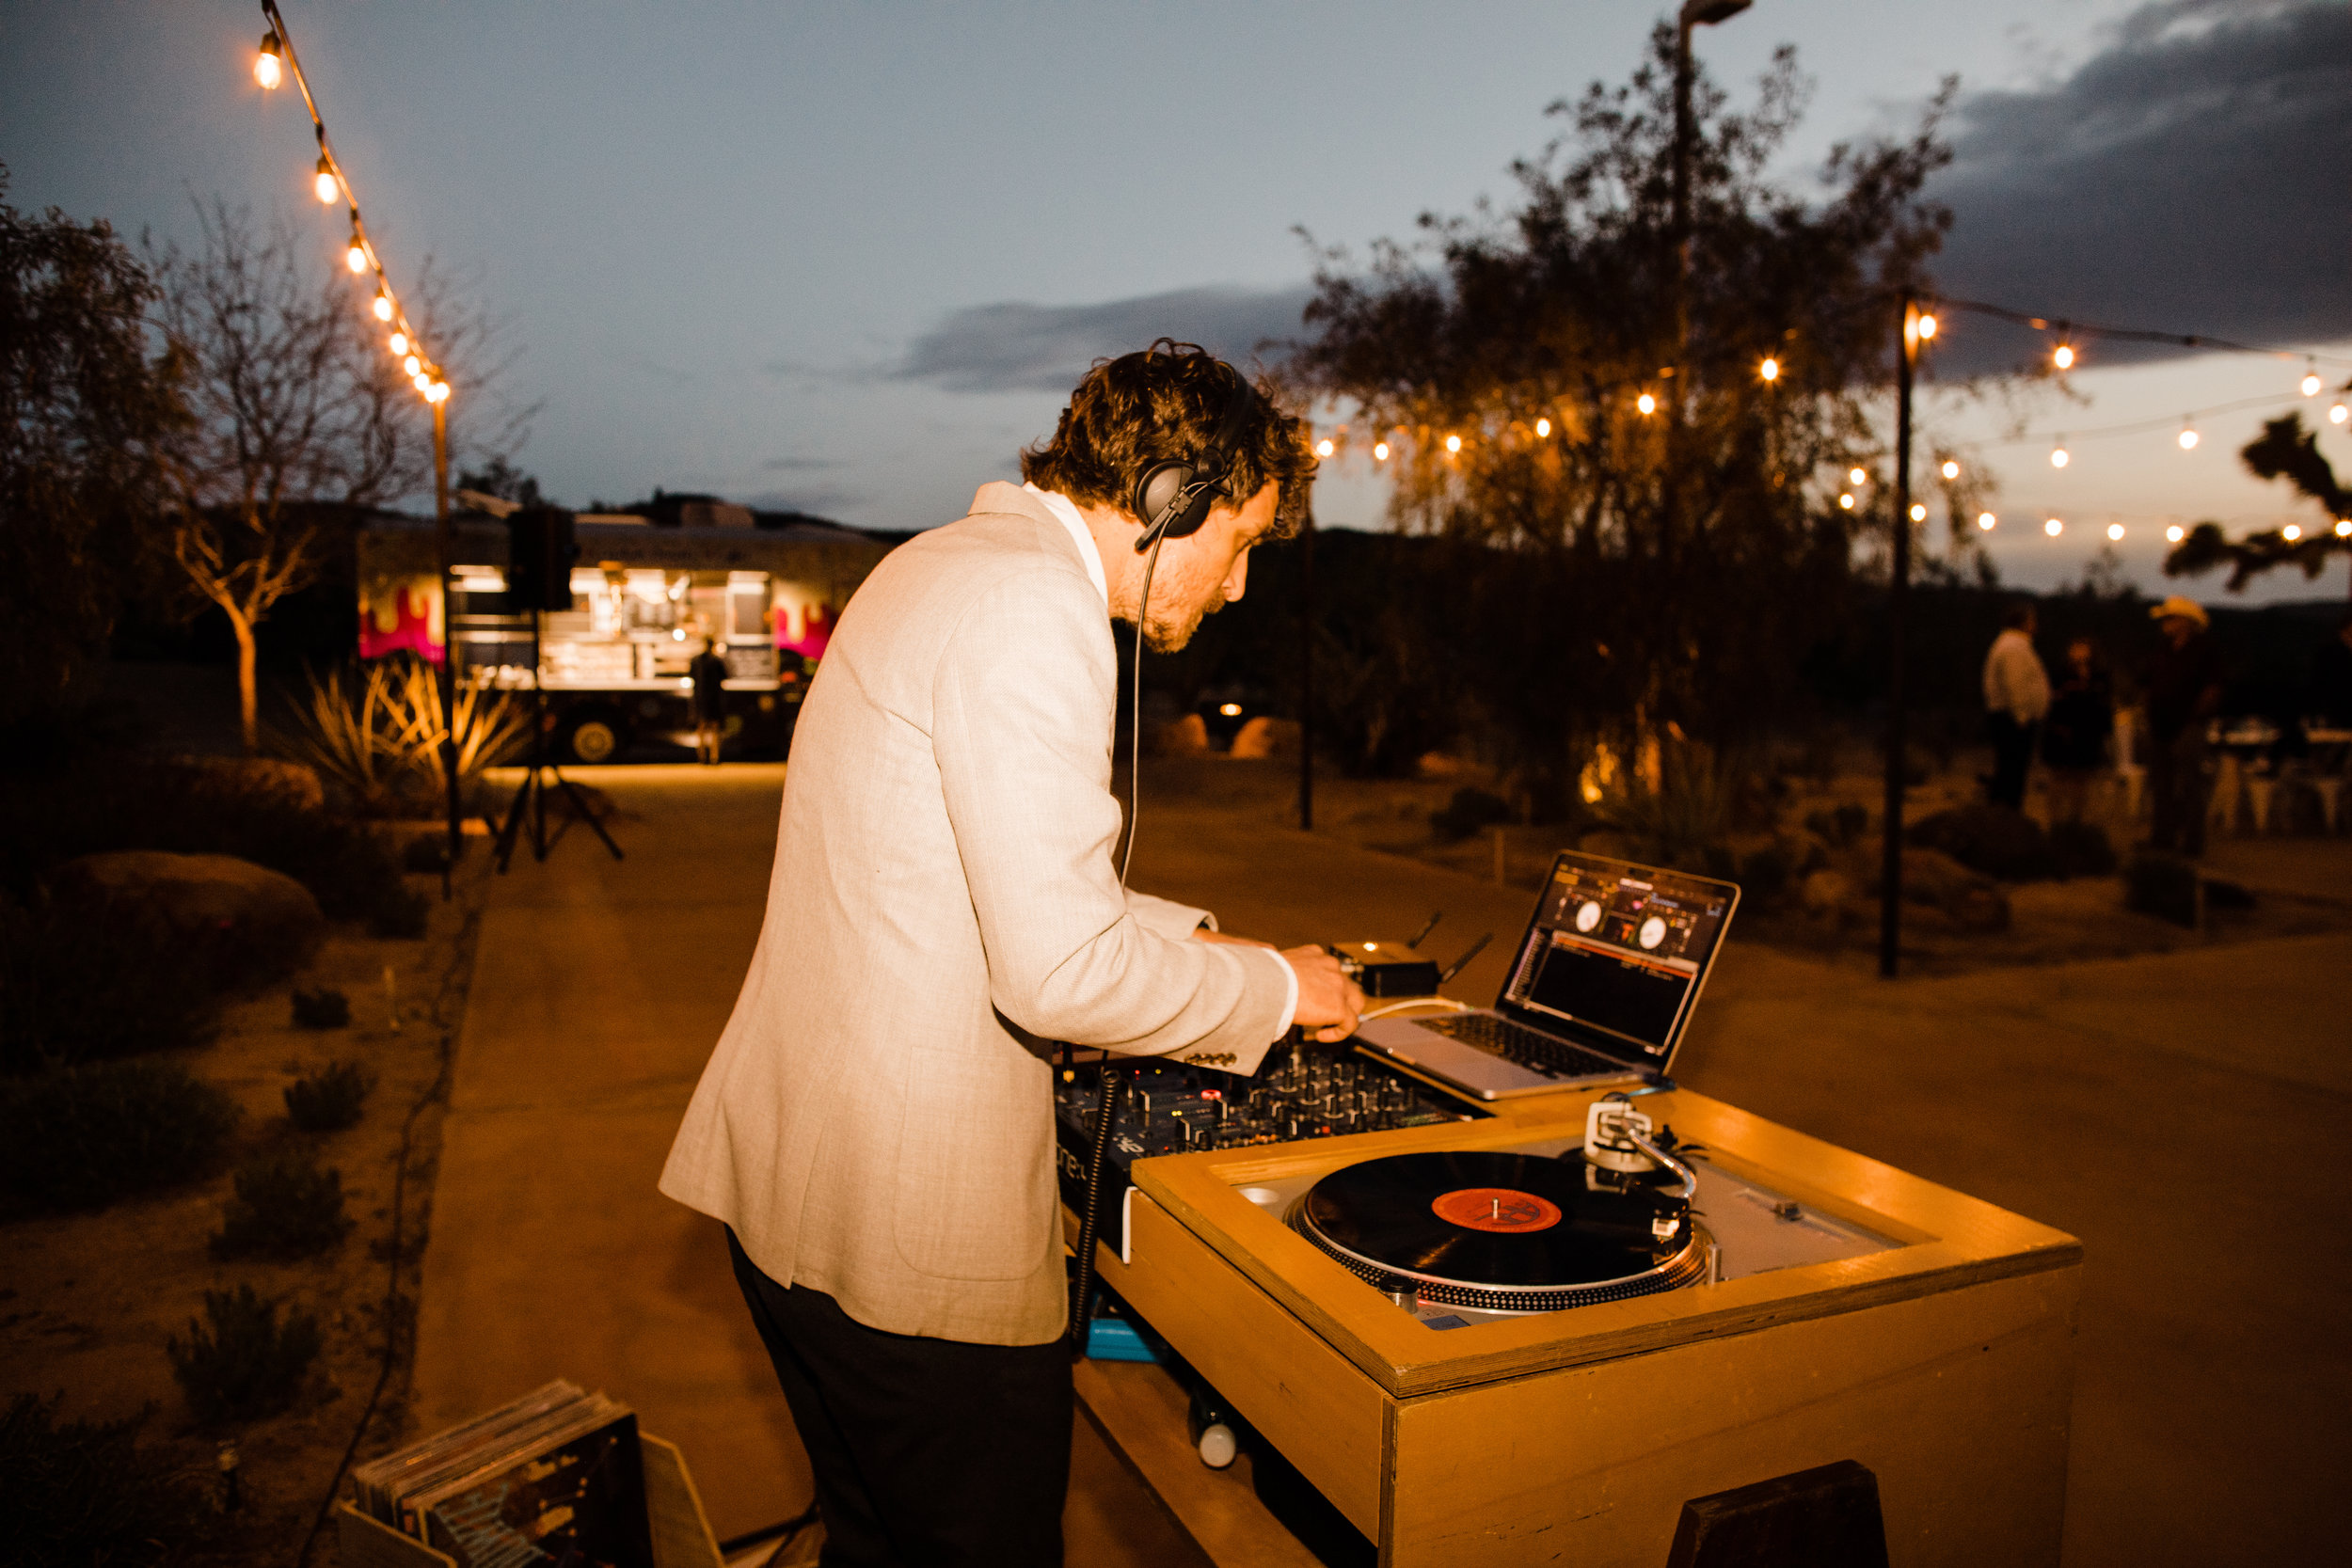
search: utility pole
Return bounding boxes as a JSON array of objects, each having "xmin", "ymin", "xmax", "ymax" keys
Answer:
[{"xmin": 1880, "ymin": 298, "xmax": 1920, "ymax": 979}]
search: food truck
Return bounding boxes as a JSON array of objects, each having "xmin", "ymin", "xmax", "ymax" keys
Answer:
[{"xmin": 355, "ymin": 509, "xmax": 892, "ymax": 763}]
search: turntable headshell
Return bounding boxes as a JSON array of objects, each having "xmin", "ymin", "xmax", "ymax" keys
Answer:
[{"xmin": 1581, "ymin": 1096, "xmax": 1697, "ymax": 1240}]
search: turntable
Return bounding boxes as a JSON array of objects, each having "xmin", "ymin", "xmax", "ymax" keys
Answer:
[{"xmin": 1071, "ymin": 1083, "xmax": 2079, "ymax": 1567}]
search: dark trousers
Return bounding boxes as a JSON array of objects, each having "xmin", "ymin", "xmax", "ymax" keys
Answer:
[
  {"xmin": 726, "ymin": 1228, "xmax": 1072, "ymax": 1568},
  {"xmin": 2147, "ymin": 724, "xmax": 2210, "ymax": 856},
  {"xmin": 1987, "ymin": 712, "xmax": 2037, "ymax": 811}
]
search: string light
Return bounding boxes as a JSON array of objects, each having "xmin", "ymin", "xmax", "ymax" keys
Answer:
[
  {"xmin": 404, "ymin": 354, "xmax": 421, "ymax": 376},
  {"xmin": 1758, "ymin": 356, "xmax": 1779, "ymax": 382},
  {"xmin": 1977, "ymin": 512, "xmax": 1996, "ymax": 531},
  {"xmin": 312, "ymin": 154, "xmax": 338, "ymax": 204},
  {"xmin": 2106, "ymin": 522, "xmax": 2125, "ymax": 542},
  {"xmin": 1534, "ymin": 417, "xmax": 1551, "ymax": 437},
  {"xmin": 2053, "ymin": 343, "xmax": 2075, "ymax": 371},
  {"xmin": 344, "ymin": 229, "xmax": 367, "ymax": 274},
  {"xmin": 2050, "ymin": 443, "xmax": 2069, "ymax": 468},
  {"xmin": 2336, "ymin": 520, "xmax": 2352, "ymax": 539},
  {"xmin": 373, "ymin": 288, "xmax": 392, "ymax": 323},
  {"xmin": 254, "ymin": 32, "xmax": 283, "ymax": 89},
  {"xmin": 2302, "ymin": 365, "xmax": 2323, "ymax": 397},
  {"xmin": 2167, "ymin": 524, "xmax": 2186, "ymax": 543},
  {"xmin": 1635, "ymin": 393, "xmax": 1656, "ymax": 416},
  {"xmin": 428, "ymin": 380, "xmax": 449, "ymax": 404},
  {"xmin": 1909, "ymin": 503, "xmax": 1927, "ymax": 522},
  {"xmin": 1916, "ymin": 314, "xmax": 1937, "ymax": 340},
  {"xmin": 2044, "ymin": 518, "xmax": 2064, "ymax": 537},
  {"xmin": 389, "ymin": 331, "xmax": 407, "ymax": 356},
  {"xmin": 2282, "ymin": 523, "xmax": 2304, "ymax": 541},
  {"xmin": 1372, "ymin": 441, "xmax": 1390, "ymax": 462},
  {"xmin": 2178, "ymin": 423, "xmax": 2199, "ymax": 451},
  {"xmin": 1848, "ymin": 467, "xmax": 1867, "ymax": 485},
  {"xmin": 2332, "ymin": 404, "xmax": 2348, "ymax": 425},
  {"xmin": 1838, "ymin": 493, "xmax": 1854, "ymax": 510},
  {"xmin": 1940, "ymin": 459, "xmax": 1959, "ymax": 480},
  {"xmin": 413, "ymin": 372, "xmax": 433, "ymax": 392},
  {"xmin": 1313, "ymin": 437, "xmax": 1335, "ymax": 459},
  {"xmin": 1444, "ymin": 434, "xmax": 1463, "ymax": 454}
]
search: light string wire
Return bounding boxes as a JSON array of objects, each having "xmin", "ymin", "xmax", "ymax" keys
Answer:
[{"xmin": 259, "ymin": 0, "xmax": 445, "ymax": 402}]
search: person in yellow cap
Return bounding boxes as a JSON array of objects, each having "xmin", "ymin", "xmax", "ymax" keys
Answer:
[{"xmin": 2140, "ymin": 595, "xmax": 2223, "ymax": 854}]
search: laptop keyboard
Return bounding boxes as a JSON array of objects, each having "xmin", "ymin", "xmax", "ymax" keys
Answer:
[{"xmin": 1423, "ymin": 1012, "xmax": 1630, "ymax": 1080}]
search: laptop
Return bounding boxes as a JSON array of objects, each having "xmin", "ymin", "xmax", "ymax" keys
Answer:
[{"xmin": 1354, "ymin": 849, "xmax": 1740, "ymax": 1101}]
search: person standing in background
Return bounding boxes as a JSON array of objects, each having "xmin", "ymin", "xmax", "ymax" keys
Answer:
[
  {"xmin": 2042, "ymin": 635, "xmax": 2114, "ymax": 824},
  {"xmin": 1982, "ymin": 603, "xmax": 2051, "ymax": 812},
  {"xmin": 690, "ymin": 637, "xmax": 730, "ymax": 766},
  {"xmin": 2142, "ymin": 596, "xmax": 2225, "ymax": 855}
]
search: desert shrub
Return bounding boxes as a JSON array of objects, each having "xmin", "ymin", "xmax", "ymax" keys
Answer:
[
  {"xmin": 1804, "ymin": 802, "xmax": 1871, "ymax": 848},
  {"xmin": 1907, "ymin": 804, "xmax": 2060, "ymax": 882},
  {"xmin": 368, "ymin": 879, "xmax": 430, "ymax": 939},
  {"xmin": 291, "ymin": 988, "xmax": 350, "ymax": 1030},
  {"xmin": 2048, "ymin": 819, "xmax": 2117, "ymax": 879},
  {"xmin": 0, "ymin": 899, "xmax": 221, "ymax": 1074},
  {"xmin": 0, "ymin": 1393, "xmax": 211, "ymax": 1568},
  {"xmin": 283, "ymin": 1059, "xmax": 371, "ymax": 1132},
  {"xmin": 1429, "ymin": 787, "xmax": 1512, "ymax": 844},
  {"xmin": 211, "ymin": 1149, "xmax": 352, "ymax": 1259},
  {"xmin": 167, "ymin": 1285, "xmax": 323, "ymax": 1425},
  {"xmin": 1593, "ymin": 742, "xmax": 1742, "ymax": 870},
  {"xmin": 0, "ymin": 1061, "xmax": 238, "ymax": 1215}
]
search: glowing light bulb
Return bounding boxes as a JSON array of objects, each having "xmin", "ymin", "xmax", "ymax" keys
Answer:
[
  {"xmin": 389, "ymin": 332, "xmax": 408, "ymax": 356},
  {"xmin": 1909, "ymin": 503, "xmax": 1927, "ymax": 522},
  {"xmin": 1838, "ymin": 493, "xmax": 1854, "ymax": 511},
  {"xmin": 2283, "ymin": 523, "xmax": 2302, "ymax": 542},
  {"xmin": 1849, "ymin": 467, "xmax": 1867, "ymax": 485},
  {"xmin": 1444, "ymin": 434, "xmax": 1462, "ymax": 454},
  {"xmin": 1373, "ymin": 441, "xmax": 1390, "ymax": 462},
  {"xmin": 2302, "ymin": 371, "xmax": 2322, "ymax": 397},
  {"xmin": 2106, "ymin": 522, "xmax": 2125, "ymax": 542},
  {"xmin": 404, "ymin": 354, "xmax": 421, "ymax": 375},
  {"xmin": 314, "ymin": 157, "xmax": 338, "ymax": 204},
  {"xmin": 2044, "ymin": 518, "xmax": 2063, "ymax": 537},
  {"xmin": 2336, "ymin": 520, "xmax": 2352, "ymax": 538},
  {"xmin": 2050, "ymin": 445, "xmax": 2070, "ymax": 469},
  {"xmin": 1940, "ymin": 459, "xmax": 1960, "ymax": 480},
  {"xmin": 432, "ymin": 382, "xmax": 450, "ymax": 404},
  {"xmin": 413, "ymin": 372, "xmax": 432, "ymax": 392},
  {"xmin": 346, "ymin": 239, "xmax": 367, "ymax": 274},
  {"xmin": 1635, "ymin": 393, "xmax": 1656, "ymax": 416},
  {"xmin": 2179, "ymin": 426, "xmax": 2199, "ymax": 451},
  {"xmin": 1758, "ymin": 356, "xmax": 1779, "ymax": 382},
  {"xmin": 1916, "ymin": 314, "xmax": 1937, "ymax": 340},
  {"xmin": 1534, "ymin": 417, "xmax": 1551, "ymax": 437},
  {"xmin": 1313, "ymin": 438, "xmax": 1335, "ymax": 459},
  {"xmin": 2167, "ymin": 524, "xmax": 2186, "ymax": 544},
  {"xmin": 373, "ymin": 290, "xmax": 393, "ymax": 323},
  {"xmin": 255, "ymin": 32, "xmax": 283, "ymax": 88},
  {"xmin": 1977, "ymin": 513, "xmax": 1997, "ymax": 531},
  {"xmin": 2053, "ymin": 344, "xmax": 2074, "ymax": 371},
  {"xmin": 2332, "ymin": 404, "xmax": 2348, "ymax": 425}
]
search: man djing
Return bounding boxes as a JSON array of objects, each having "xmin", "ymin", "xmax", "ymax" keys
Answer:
[{"xmin": 659, "ymin": 342, "xmax": 1363, "ymax": 1566}]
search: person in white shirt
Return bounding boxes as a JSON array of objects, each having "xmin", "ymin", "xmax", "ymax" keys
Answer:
[{"xmin": 1982, "ymin": 602, "xmax": 2052, "ymax": 811}]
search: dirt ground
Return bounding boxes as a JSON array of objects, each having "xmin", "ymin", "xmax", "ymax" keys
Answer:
[{"xmin": 0, "ymin": 843, "xmax": 489, "ymax": 1567}]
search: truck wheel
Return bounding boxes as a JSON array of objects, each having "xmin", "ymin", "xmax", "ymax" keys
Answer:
[{"xmin": 563, "ymin": 717, "xmax": 621, "ymax": 765}]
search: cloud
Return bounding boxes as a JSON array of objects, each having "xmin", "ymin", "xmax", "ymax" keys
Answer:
[
  {"xmin": 898, "ymin": 284, "xmax": 1315, "ymax": 393},
  {"xmin": 1930, "ymin": 0, "xmax": 2352, "ymax": 370},
  {"xmin": 759, "ymin": 455, "xmax": 838, "ymax": 472}
]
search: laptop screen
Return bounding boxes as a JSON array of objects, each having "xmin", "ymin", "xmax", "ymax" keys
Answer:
[{"xmin": 1494, "ymin": 851, "xmax": 1740, "ymax": 1067}]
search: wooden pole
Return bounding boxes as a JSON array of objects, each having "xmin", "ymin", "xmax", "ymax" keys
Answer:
[
  {"xmin": 434, "ymin": 396, "xmax": 457, "ymax": 900},
  {"xmin": 1297, "ymin": 505, "xmax": 1315, "ymax": 832},
  {"xmin": 1880, "ymin": 299, "xmax": 1916, "ymax": 979}
]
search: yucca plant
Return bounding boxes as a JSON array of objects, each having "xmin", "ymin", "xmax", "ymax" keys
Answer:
[
  {"xmin": 1591, "ymin": 736, "xmax": 1744, "ymax": 873},
  {"xmin": 385, "ymin": 655, "xmax": 534, "ymax": 787},
  {"xmin": 270, "ymin": 662, "xmax": 427, "ymax": 816}
]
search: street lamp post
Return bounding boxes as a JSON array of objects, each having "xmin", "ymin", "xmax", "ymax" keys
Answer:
[
  {"xmin": 1671, "ymin": 0, "xmax": 1752, "ymax": 353},
  {"xmin": 1880, "ymin": 298, "xmax": 1923, "ymax": 980},
  {"xmin": 433, "ymin": 398, "xmax": 457, "ymax": 897}
]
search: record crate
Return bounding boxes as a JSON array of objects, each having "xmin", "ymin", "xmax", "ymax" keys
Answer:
[{"xmin": 335, "ymin": 1433, "xmax": 726, "ymax": 1568}]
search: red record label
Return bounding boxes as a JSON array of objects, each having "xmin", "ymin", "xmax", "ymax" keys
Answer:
[{"xmin": 1431, "ymin": 1186, "xmax": 1562, "ymax": 1233}]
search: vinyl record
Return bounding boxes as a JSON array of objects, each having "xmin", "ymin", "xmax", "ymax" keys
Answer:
[{"xmin": 1295, "ymin": 1149, "xmax": 1706, "ymax": 1314}]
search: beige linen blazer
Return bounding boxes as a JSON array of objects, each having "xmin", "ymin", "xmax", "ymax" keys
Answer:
[{"xmin": 659, "ymin": 483, "xmax": 1291, "ymax": 1346}]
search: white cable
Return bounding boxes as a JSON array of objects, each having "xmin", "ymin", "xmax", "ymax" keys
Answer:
[{"xmin": 1359, "ymin": 996, "xmax": 1472, "ymax": 1021}]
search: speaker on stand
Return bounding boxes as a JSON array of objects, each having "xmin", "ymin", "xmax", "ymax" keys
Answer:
[{"xmin": 495, "ymin": 507, "xmax": 624, "ymax": 871}]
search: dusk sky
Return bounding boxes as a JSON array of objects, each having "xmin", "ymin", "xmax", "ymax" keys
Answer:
[{"xmin": 7, "ymin": 0, "xmax": 2348, "ymax": 601}]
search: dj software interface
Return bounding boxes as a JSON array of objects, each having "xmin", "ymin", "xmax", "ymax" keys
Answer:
[{"xmin": 1504, "ymin": 862, "xmax": 1734, "ymax": 1054}]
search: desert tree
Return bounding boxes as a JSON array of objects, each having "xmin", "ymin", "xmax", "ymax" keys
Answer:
[
  {"xmin": 1294, "ymin": 28, "xmax": 1974, "ymax": 803},
  {"xmin": 0, "ymin": 168, "xmax": 181, "ymax": 730},
  {"xmin": 151, "ymin": 201, "xmax": 525, "ymax": 752},
  {"xmin": 2165, "ymin": 412, "xmax": 2351, "ymax": 599}
]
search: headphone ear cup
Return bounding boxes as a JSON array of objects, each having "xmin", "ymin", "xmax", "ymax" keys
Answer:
[{"xmin": 1133, "ymin": 460, "xmax": 1195, "ymax": 535}]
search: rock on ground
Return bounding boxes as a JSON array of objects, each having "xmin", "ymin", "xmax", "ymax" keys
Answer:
[{"xmin": 50, "ymin": 850, "xmax": 324, "ymax": 977}]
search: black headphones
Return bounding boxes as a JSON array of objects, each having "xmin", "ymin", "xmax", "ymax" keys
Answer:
[{"xmin": 1128, "ymin": 373, "xmax": 1257, "ymax": 555}]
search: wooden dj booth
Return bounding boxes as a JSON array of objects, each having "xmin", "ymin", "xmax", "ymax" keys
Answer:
[{"xmin": 1063, "ymin": 1077, "xmax": 2080, "ymax": 1568}]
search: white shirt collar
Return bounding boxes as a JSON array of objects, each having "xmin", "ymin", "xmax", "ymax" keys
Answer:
[{"xmin": 1024, "ymin": 483, "xmax": 1109, "ymax": 610}]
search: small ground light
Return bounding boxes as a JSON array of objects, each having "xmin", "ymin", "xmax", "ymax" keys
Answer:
[
  {"xmin": 1909, "ymin": 503, "xmax": 1927, "ymax": 522},
  {"xmin": 1534, "ymin": 417, "xmax": 1551, "ymax": 437},
  {"xmin": 1636, "ymin": 393, "xmax": 1656, "ymax": 415},
  {"xmin": 1940, "ymin": 459, "xmax": 1960, "ymax": 480},
  {"xmin": 2044, "ymin": 518, "xmax": 2063, "ymax": 537},
  {"xmin": 2283, "ymin": 524, "xmax": 2303, "ymax": 542},
  {"xmin": 1444, "ymin": 434, "xmax": 1463, "ymax": 453},
  {"xmin": 255, "ymin": 32, "xmax": 283, "ymax": 88},
  {"xmin": 2179, "ymin": 426, "xmax": 2199, "ymax": 450},
  {"xmin": 1314, "ymin": 438, "xmax": 1335, "ymax": 458},
  {"xmin": 1838, "ymin": 493, "xmax": 1854, "ymax": 510},
  {"xmin": 2050, "ymin": 444, "xmax": 2069, "ymax": 468},
  {"xmin": 1977, "ymin": 513, "xmax": 1997, "ymax": 531},
  {"xmin": 2053, "ymin": 344, "xmax": 2074, "ymax": 370},
  {"xmin": 2106, "ymin": 523, "xmax": 2125, "ymax": 542},
  {"xmin": 2167, "ymin": 524, "xmax": 2186, "ymax": 543},
  {"xmin": 1373, "ymin": 441, "xmax": 1390, "ymax": 461},
  {"xmin": 1759, "ymin": 357, "xmax": 1779, "ymax": 382}
]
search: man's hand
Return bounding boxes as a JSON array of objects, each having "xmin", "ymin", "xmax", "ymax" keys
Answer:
[{"xmin": 1280, "ymin": 944, "xmax": 1364, "ymax": 1045}]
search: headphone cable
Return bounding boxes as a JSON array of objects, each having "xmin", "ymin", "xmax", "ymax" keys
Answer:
[{"xmin": 1120, "ymin": 529, "xmax": 1165, "ymax": 892}]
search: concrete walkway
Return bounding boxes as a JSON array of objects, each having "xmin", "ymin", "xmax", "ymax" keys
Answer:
[{"xmin": 415, "ymin": 765, "xmax": 2348, "ymax": 1565}]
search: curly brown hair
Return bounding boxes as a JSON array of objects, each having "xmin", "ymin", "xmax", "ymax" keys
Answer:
[{"xmin": 1020, "ymin": 341, "xmax": 1317, "ymax": 538}]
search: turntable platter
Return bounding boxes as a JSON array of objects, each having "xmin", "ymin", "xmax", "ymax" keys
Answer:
[{"xmin": 1295, "ymin": 1150, "xmax": 1709, "ymax": 1314}]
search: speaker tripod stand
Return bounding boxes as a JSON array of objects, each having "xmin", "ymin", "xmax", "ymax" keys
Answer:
[{"xmin": 495, "ymin": 610, "xmax": 625, "ymax": 873}]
